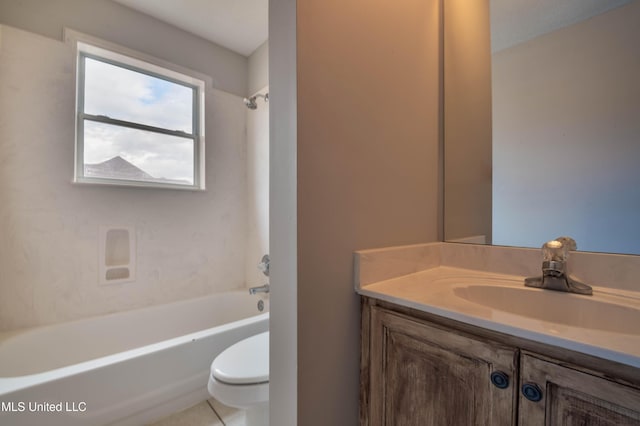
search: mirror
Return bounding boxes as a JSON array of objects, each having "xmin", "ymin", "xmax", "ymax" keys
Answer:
[{"xmin": 444, "ymin": 0, "xmax": 640, "ymax": 255}]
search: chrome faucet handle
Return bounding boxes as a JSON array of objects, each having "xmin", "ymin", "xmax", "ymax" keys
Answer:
[
  {"xmin": 554, "ymin": 236, "xmax": 577, "ymax": 251},
  {"xmin": 249, "ymin": 283, "xmax": 270, "ymax": 295},
  {"xmin": 542, "ymin": 236, "xmax": 576, "ymax": 262},
  {"xmin": 257, "ymin": 254, "xmax": 270, "ymax": 277}
]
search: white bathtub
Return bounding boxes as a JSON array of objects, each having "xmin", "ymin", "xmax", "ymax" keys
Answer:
[{"xmin": 0, "ymin": 290, "xmax": 269, "ymax": 426}]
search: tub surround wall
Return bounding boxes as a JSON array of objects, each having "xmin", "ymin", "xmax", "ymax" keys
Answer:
[
  {"xmin": 245, "ymin": 86, "xmax": 270, "ymax": 287},
  {"xmin": 248, "ymin": 41, "xmax": 269, "ymax": 97},
  {"xmin": 245, "ymin": 41, "xmax": 270, "ymax": 288},
  {"xmin": 0, "ymin": 25, "xmax": 248, "ymax": 331}
]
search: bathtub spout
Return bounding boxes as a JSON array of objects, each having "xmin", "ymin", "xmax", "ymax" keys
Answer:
[{"xmin": 249, "ymin": 284, "xmax": 270, "ymax": 295}]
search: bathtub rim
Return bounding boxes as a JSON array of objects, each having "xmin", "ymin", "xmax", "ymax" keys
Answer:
[
  {"xmin": 0, "ymin": 288, "xmax": 266, "ymax": 340},
  {"xmin": 0, "ymin": 311, "xmax": 269, "ymax": 396}
]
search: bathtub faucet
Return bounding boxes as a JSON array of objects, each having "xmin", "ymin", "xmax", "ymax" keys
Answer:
[{"xmin": 249, "ymin": 284, "xmax": 270, "ymax": 295}]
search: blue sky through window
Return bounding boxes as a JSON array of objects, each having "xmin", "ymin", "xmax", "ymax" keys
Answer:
[
  {"xmin": 84, "ymin": 58, "xmax": 193, "ymax": 132},
  {"xmin": 143, "ymin": 78, "xmax": 173, "ymax": 105}
]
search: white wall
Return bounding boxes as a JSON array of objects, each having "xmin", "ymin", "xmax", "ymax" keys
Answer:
[
  {"xmin": 0, "ymin": 26, "xmax": 248, "ymax": 330},
  {"xmin": 0, "ymin": 0, "xmax": 247, "ymax": 97},
  {"xmin": 492, "ymin": 2, "xmax": 640, "ymax": 253},
  {"xmin": 269, "ymin": 0, "xmax": 298, "ymax": 424}
]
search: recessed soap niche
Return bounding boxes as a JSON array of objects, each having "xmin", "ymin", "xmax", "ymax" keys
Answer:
[{"xmin": 99, "ymin": 226, "xmax": 136, "ymax": 285}]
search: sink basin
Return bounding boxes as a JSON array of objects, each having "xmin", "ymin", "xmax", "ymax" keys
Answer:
[{"xmin": 453, "ymin": 285, "xmax": 640, "ymax": 335}]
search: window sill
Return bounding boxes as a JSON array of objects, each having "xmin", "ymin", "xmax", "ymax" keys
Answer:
[{"xmin": 72, "ymin": 177, "xmax": 206, "ymax": 192}]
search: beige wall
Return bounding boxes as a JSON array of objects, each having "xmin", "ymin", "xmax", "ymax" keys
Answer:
[
  {"xmin": 444, "ymin": 0, "xmax": 492, "ymax": 243},
  {"xmin": 0, "ymin": 0, "xmax": 247, "ymax": 96},
  {"xmin": 296, "ymin": 0, "xmax": 441, "ymax": 424},
  {"xmin": 492, "ymin": 1, "xmax": 640, "ymax": 253}
]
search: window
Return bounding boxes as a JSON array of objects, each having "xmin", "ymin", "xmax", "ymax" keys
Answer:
[{"xmin": 72, "ymin": 37, "xmax": 205, "ymax": 189}]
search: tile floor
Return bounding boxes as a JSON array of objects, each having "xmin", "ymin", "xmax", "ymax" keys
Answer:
[{"xmin": 149, "ymin": 399, "xmax": 246, "ymax": 426}]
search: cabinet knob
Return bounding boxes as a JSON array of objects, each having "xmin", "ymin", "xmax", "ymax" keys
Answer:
[
  {"xmin": 490, "ymin": 371, "xmax": 510, "ymax": 389},
  {"xmin": 521, "ymin": 383, "xmax": 543, "ymax": 402}
]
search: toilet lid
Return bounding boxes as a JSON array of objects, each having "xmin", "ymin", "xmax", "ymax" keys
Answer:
[{"xmin": 212, "ymin": 331, "xmax": 269, "ymax": 385}]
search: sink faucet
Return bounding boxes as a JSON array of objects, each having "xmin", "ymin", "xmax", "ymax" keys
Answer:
[
  {"xmin": 249, "ymin": 283, "xmax": 270, "ymax": 295},
  {"xmin": 524, "ymin": 237, "xmax": 592, "ymax": 295}
]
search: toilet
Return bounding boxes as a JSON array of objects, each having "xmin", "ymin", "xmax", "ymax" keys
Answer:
[{"xmin": 208, "ymin": 331, "xmax": 269, "ymax": 426}]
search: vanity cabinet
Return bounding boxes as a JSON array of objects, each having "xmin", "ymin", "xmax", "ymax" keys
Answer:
[
  {"xmin": 361, "ymin": 299, "xmax": 640, "ymax": 426},
  {"xmin": 519, "ymin": 353, "xmax": 640, "ymax": 425},
  {"xmin": 365, "ymin": 306, "xmax": 518, "ymax": 425}
]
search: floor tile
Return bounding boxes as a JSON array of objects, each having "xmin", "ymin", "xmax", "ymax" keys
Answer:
[
  {"xmin": 208, "ymin": 398, "xmax": 246, "ymax": 425},
  {"xmin": 149, "ymin": 401, "xmax": 223, "ymax": 426}
]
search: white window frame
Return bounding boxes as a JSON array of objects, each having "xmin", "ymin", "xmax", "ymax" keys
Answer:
[{"xmin": 66, "ymin": 29, "xmax": 207, "ymax": 190}]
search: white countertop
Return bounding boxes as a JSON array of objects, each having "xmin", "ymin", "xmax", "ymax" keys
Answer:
[{"xmin": 357, "ymin": 265, "xmax": 640, "ymax": 369}]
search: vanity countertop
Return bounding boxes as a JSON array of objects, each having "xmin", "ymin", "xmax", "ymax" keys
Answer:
[{"xmin": 355, "ymin": 243, "xmax": 640, "ymax": 369}]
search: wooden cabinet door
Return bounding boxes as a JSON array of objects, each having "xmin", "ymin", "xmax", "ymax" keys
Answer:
[
  {"xmin": 368, "ymin": 307, "xmax": 517, "ymax": 426},
  {"xmin": 519, "ymin": 353, "xmax": 640, "ymax": 425}
]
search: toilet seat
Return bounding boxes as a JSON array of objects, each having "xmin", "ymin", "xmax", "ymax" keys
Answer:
[
  {"xmin": 208, "ymin": 331, "xmax": 269, "ymax": 410},
  {"xmin": 208, "ymin": 378, "xmax": 269, "ymax": 408},
  {"xmin": 212, "ymin": 332, "xmax": 269, "ymax": 385}
]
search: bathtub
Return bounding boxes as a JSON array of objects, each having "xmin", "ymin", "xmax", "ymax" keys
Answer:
[{"xmin": 0, "ymin": 290, "xmax": 269, "ymax": 426}]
